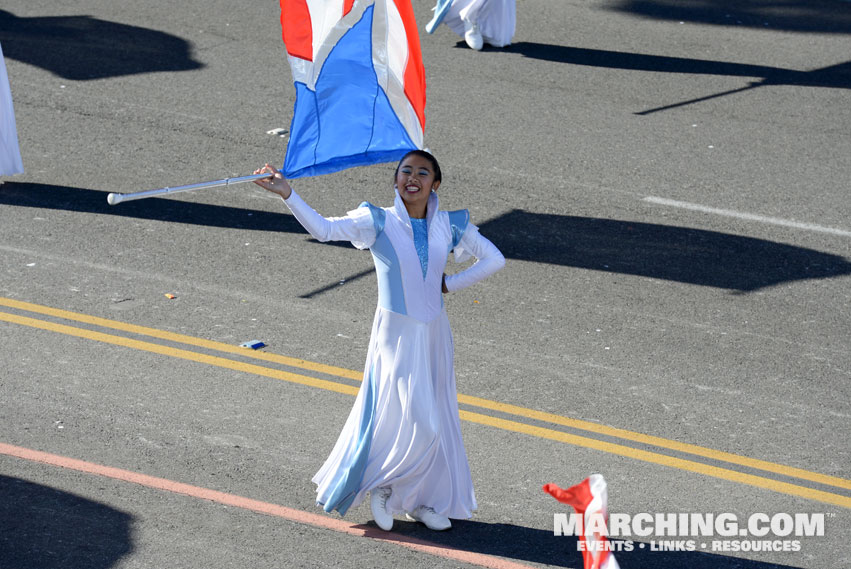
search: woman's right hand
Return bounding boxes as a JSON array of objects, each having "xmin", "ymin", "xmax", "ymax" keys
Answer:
[{"xmin": 253, "ymin": 164, "xmax": 292, "ymax": 199}]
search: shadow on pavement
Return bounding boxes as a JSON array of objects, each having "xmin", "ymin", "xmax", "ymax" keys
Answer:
[
  {"xmin": 372, "ymin": 518, "xmax": 802, "ymax": 569},
  {"xmin": 504, "ymin": 43, "xmax": 851, "ymax": 91},
  {"xmin": 0, "ymin": 182, "xmax": 304, "ymax": 233},
  {"xmin": 0, "ymin": 475, "xmax": 133, "ymax": 569},
  {"xmin": 479, "ymin": 209, "xmax": 851, "ymax": 292},
  {"xmin": 4, "ymin": 183, "xmax": 849, "ymax": 293},
  {"xmin": 0, "ymin": 9, "xmax": 202, "ymax": 80},
  {"xmin": 502, "ymin": 27, "xmax": 849, "ymax": 113},
  {"xmin": 609, "ymin": 0, "xmax": 851, "ymax": 34}
]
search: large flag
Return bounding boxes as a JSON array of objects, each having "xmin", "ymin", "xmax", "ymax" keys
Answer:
[
  {"xmin": 278, "ymin": 0, "xmax": 426, "ymax": 179},
  {"xmin": 544, "ymin": 475, "xmax": 620, "ymax": 569}
]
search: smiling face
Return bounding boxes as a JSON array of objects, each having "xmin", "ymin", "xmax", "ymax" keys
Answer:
[{"xmin": 395, "ymin": 153, "xmax": 441, "ymax": 219}]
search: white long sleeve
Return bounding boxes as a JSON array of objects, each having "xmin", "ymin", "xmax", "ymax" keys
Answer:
[
  {"xmin": 444, "ymin": 226, "xmax": 505, "ymax": 292},
  {"xmin": 282, "ymin": 189, "xmax": 376, "ymax": 249}
]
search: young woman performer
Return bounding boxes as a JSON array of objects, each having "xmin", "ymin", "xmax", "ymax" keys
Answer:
[{"xmin": 253, "ymin": 151, "xmax": 504, "ymax": 531}]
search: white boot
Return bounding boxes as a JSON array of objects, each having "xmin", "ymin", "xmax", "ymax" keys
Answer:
[
  {"xmin": 463, "ymin": 19, "xmax": 483, "ymax": 51},
  {"xmin": 406, "ymin": 506, "xmax": 452, "ymax": 531},
  {"xmin": 370, "ymin": 487, "xmax": 394, "ymax": 531}
]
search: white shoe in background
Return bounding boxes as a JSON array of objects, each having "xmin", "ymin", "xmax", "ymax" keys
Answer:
[{"xmin": 463, "ymin": 19, "xmax": 483, "ymax": 51}]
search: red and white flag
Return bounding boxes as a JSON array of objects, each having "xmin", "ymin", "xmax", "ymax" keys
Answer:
[
  {"xmin": 544, "ymin": 474, "xmax": 620, "ymax": 569},
  {"xmin": 278, "ymin": 0, "xmax": 425, "ymax": 178}
]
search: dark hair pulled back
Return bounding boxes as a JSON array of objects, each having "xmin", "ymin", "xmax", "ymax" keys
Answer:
[{"xmin": 394, "ymin": 150, "xmax": 442, "ymax": 184}]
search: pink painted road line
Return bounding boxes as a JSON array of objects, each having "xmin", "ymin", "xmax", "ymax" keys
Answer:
[{"xmin": 0, "ymin": 442, "xmax": 543, "ymax": 569}]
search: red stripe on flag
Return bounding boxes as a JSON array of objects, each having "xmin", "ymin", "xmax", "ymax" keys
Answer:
[
  {"xmin": 343, "ymin": 0, "xmax": 355, "ymax": 17},
  {"xmin": 392, "ymin": 0, "xmax": 426, "ymax": 130},
  {"xmin": 280, "ymin": 0, "xmax": 313, "ymax": 61},
  {"xmin": 543, "ymin": 480, "xmax": 594, "ymax": 512},
  {"xmin": 544, "ymin": 478, "xmax": 616, "ymax": 569}
]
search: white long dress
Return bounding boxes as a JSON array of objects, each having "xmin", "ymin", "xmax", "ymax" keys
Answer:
[
  {"xmin": 443, "ymin": 0, "xmax": 516, "ymax": 48},
  {"xmin": 282, "ymin": 188, "xmax": 504, "ymax": 519},
  {"xmin": 0, "ymin": 43, "xmax": 24, "ymax": 177}
]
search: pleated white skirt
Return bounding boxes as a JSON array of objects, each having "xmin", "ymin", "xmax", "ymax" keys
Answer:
[{"xmin": 313, "ymin": 307, "xmax": 476, "ymax": 519}]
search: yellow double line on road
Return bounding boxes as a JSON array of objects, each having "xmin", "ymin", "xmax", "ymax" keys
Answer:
[{"xmin": 2, "ymin": 296, "xmax": 849, "ymax": 509}]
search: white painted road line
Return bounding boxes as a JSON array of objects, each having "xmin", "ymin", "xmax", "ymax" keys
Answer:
[{"xmin": 643, "ymin": 197, "xmax": 851, "ymax": 238}]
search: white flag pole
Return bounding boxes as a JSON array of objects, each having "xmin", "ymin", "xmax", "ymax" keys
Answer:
[{"xmin": 107, "ymin": 173, "xmax": 274, "ymax": 206}]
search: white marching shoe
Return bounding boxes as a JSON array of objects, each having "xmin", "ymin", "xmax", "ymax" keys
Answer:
[
  {"xmin": 406, "ymin": 506, "xmax": 452, "ymax": 531},
  {"xmin": 463, "ymin": 19, "xmax": 483, "ymax": 51},
  {"xmin": 370, "ymin": 487, "xmax": 394, "ymax": 531}
]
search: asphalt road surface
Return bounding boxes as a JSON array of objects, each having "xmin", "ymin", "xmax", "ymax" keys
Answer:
[{"xmin": 1, "ymin": 1, "xmax": 849, "ymax": 568}]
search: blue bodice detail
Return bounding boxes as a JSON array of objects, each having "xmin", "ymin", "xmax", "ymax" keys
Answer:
[{"xmin": 410, "ymin": 217, "xmax": 429, "ymax": 279}]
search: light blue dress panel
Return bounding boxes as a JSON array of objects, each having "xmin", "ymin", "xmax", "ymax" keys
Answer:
[{"xmin": 410, "ymin": 217, "xmax": 429, "ymax": 279}]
